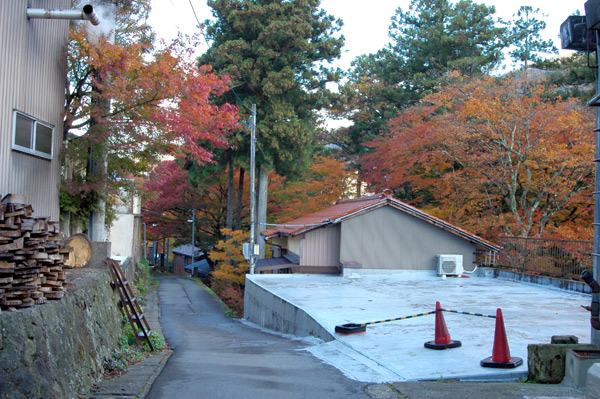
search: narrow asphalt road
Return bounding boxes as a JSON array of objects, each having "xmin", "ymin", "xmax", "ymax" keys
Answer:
[{"xmin": 146, "ymin": 276, "xmax": 370, "ymax": 399}]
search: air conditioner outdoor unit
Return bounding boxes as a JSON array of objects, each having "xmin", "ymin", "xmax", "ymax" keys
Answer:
[{"xmin": 437, "ymin": 254, "xmax": 463, "ymax": 276}]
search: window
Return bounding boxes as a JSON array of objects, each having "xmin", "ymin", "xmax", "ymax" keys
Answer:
[{"xmin": 12, "ymin": 111, "xmax": 54, "ymax": 159}]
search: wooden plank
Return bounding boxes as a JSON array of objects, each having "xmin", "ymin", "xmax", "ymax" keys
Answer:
[
  {"xmin": 0, "ymin": 230, "xmax": 22, "ymax": 238},
  {"xmin": 0, "ymin": 237, "xmax": 24, "ymax": 252},
  {"xmin": 1, "ymin": 194, "xmax": 28, "ymax": 205},
  {"xmin": 4, "ymin": 210, "xmax": 25, "ymax": 217},
  {"xmin": 44, "ymin": 291, "xmax": 64, "ymax": 300},
  {"xmin": 20, "ymin": 219, "xmax": 34, "ymax": 231}
]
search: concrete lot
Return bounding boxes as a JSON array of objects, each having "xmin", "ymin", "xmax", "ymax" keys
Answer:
[{"xmin": 247, "ymin": 271, "xmax": 591, "ymax": 382}]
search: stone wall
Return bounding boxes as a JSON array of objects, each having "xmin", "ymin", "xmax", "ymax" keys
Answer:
[{"xmin": 0, "ymin": 269, "xmax": 123, "ymax": 399}]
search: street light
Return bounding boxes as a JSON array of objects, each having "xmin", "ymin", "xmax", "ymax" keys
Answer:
[
  {"xmin": 141, "ymin": 222, "xmax": 147, "ymax": 260},
  {"xmin": 187, "ymin": 208, "xmax": 195, "ymax": 265},
  {"xmin": 560, "ymin": 15, "xmax": 596, "ymax": 51}
]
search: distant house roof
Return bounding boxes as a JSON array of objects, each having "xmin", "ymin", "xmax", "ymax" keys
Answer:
[
  {"xmin": 172, "ymin": 244, "xmax": 203, "ymax": 257},
  {"xmin": 261, "ymin": 189, "xmax": 499, "ymax": 252},
  {"xmin": 184, "ymin": 259, "xmax": 211, "ymax": 276},
  {"xmin": 255, "ymin": 257, "xmax": 295, "ymax": 272}
]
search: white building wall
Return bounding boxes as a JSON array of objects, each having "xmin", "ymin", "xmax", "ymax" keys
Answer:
[
  {"xmin": 108, "ymin": 193, "xmax": 139, "ymax": 259},
  {"xmin": 109, "ymin": 214, "xmax": 135, "ymax": 258},
  {"xmin": 340, "ymin": 206, "xmax": 477, "ymax": 270}
]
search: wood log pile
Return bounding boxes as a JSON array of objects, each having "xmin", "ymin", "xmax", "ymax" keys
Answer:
[{"xmin": 0, "ymin": 194, "xmax": 72, "ymax": 310}]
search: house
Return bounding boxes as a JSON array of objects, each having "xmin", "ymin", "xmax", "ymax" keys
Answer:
[
  {"xmin": 172, "ymin": 244, "xmax": 204, "ymax": 276},
  {"xmin": 259, "ymin": 189, "xmax": 499, "ymax": 274},
  {"xmin": 0, "ymin": 0, "xmax": 72, "ymax": 221}
]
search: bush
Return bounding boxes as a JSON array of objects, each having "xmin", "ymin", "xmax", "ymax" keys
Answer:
[{"xmin": 133, "ymin": 258, "xmax": 151, "ymax": 299}]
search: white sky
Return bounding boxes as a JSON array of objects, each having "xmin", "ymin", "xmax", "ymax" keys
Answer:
[{"xmin": 148, "ymin": 0, "xmax": 585, "ymax": 72}]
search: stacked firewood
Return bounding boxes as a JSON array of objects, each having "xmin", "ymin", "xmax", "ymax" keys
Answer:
[{"xmin": 0, "ymin": 194, "xmax": 72, "ymax": 310}]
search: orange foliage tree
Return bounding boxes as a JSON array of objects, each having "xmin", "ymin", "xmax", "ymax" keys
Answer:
[
  {"xmin": 268, "ymin": 155, "xmax": 355, "ymax": 222},
  {"xmin": 63, "ymin": 19, "xmax": 238, "ymax": 228},
  {"xmin": 209, "ymin": 229, "xmax": 250, "ymax": 316},
  {"xmin": 363, "ymin": 74, "xmax": 594, "ymax": 239}
]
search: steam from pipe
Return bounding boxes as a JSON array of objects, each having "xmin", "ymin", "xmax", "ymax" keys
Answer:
[{"xmin": 26, "ymin": 4, "xmax": 100, "ymax": 26}]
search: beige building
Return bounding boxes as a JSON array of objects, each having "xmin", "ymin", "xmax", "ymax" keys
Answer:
[
  {"xmin": 260, "ymin": 189, "xmax": 499, "ymax": 274},
  {"xmin": 0, "ymin": 0, "xmax": 72, "ymax": 220},
  {"xmin": 107, "ymin": 191, "xmax": 142, "ymax": 264}
]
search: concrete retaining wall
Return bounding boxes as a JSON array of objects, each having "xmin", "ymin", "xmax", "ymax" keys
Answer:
[
  {"xmin": 0, "ymin": 269, "xmax": 123, "ymax": 399},
  {"xmin": 476, "ymin": 267, "xmax": 589, "ymax": 293},
  {"xmin": 244, "ymin": 276, "xmax": 334, "ymax": 342}
]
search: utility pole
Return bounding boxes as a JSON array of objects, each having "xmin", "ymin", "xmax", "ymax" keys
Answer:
[
  {"xmin": 249, "ymin": 104, "xmax": 256, "ymax": 274},
  {"xmin": 593, "ymin": 28, "xmax": 600, "ymax": 348},
  {"xmin": 191, "ymin": 208, "xmax": 195, "ymax": 265},
  {"xmin": 142, "ymin": 222, "xmax": 147, "ymax": 259},
  {"xmin": 560, "ymin": 12, "xmax": 600, "ymax": 348}
]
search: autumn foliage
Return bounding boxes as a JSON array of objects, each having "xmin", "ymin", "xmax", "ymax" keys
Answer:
[
  {"xmin": 209, "ymin": 229, "xmax": 250, "ymax": 316},
  {"xmin": 63, "ymin": 24, "xmax": 239, "ymax": 220},
  {"xmin": 269, "ymin": 155, "xmax": 354, "ymax": 222},
  {"xmin": 363, "ymin": 74, "xmax": 594, "ymax": 240}
]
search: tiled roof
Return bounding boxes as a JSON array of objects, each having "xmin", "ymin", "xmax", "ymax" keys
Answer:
[
  {"xmin": 172, "ymin": 244, "xmax": 203, "ymax": 257},
  {"xmin": 261, "ymin": 190, "xmax": 499, "ymax": 251}
]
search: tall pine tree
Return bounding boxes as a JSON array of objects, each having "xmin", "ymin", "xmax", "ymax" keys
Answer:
[{"xmin": 200, "ymin": 0, "xmax": 344, "ymax": 257}]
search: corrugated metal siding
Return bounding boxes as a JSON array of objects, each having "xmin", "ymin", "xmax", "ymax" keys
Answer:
[
  {"xmin": 300, "ymin": 224, "xmax": 341, "ymax": 267},
  {"xmin": 0, "ymin": 0, "xmax": 70, "ymax": 220},
  {"xmin": 340, "ymin": 206, "xmax": 476, "ymax": 269}
]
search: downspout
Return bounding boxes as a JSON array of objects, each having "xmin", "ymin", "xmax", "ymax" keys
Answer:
[
  {"xmin": 581, "ymin": 270, "xmax": 600, "ymax": 330},
  {"xmin": 27, "ymin": 4, "xmax": 101, "ymax": 26}
]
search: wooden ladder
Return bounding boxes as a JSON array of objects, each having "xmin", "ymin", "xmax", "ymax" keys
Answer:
[{"xmin": 107, "ymin": 259, "xmax": 155, "ymax": 351}]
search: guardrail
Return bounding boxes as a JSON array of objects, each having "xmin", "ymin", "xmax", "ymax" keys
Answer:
[{"xmin": 494, "ymin": 236, "xmax": 592, "ymax": 280}]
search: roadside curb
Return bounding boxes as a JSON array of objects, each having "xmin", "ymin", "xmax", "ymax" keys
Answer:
[
  {"xmin": 89, "ymin": 349, "xmax": 172, "ymax": 399},
  {"xmin": 87, "ymin": 274, "xmax": 169, "ymax": 398},
  {"xmin": 137, "ymin": 349, "xmax": 172, "ymax": 399}
]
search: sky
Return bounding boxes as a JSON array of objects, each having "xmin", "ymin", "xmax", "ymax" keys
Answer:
[{"xmin": 148, "ymin": 0, "xmax": 586, "ymax": 72}]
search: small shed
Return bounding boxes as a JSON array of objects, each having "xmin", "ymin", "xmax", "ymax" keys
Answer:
[
  {"xmin": 260, "ymin": 189, "xmax": 499, "ymax": 274},
  {"xmin": 184, "ymin": 259, "xmax": 211, "ymax": 277},
  {"xmin": 172, "ymin": 244, "xmax": 203, "ymax": 276}
]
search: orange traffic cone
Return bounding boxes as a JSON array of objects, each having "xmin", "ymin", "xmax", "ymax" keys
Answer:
[
  {"xmin": 424, "ymin": 301, "xmax": 461, "ymax": 350},
  {"xmin": 480, "ymin": 308, "xmax": 523, "ymax": 368}
]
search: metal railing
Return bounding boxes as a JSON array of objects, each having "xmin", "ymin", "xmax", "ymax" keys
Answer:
[{"xmin": 494, "ymin": 236, "xmax": 592, "ymax": 280}]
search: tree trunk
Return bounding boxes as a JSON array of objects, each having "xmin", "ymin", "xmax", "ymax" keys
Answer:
[
  {"xmin": 235, "ymin": 167, "xmax": 245, "ymax": 231},
  {"xmin": 225, "ymin": 156, "xmax": 234, "ymax": 238},
  {"xmin": 89, "ymin": 152, "xmax": 107, "ymax": 241},
  {"xmin": 355, "ymin": 166, "xmax": 362, "ymax": 197},
  {"xmin": 88, "ymin": 67, "xmax": 109, "ymax": 242},
  {"xmin": 257, "ymin": 165, "xmax": 269, "ymax": 259}
]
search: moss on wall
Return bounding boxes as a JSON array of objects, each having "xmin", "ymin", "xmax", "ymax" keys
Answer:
[{"xmin": 0, "ymin": 269, "xmax": 122, "ymax": 399}]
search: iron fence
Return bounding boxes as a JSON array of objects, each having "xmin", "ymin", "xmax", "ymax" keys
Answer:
[{"xmin": 495, "ymin": 236, "xmax": 592, "ymax": 280}]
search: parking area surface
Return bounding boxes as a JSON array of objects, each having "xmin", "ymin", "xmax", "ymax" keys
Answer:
[{"xmin": 248, "ymin": 271, "xmax": 591, "ymax": 382}]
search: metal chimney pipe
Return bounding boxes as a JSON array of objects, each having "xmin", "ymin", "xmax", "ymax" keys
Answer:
[
  {"xmin": 27, "ymin": 4, "xmax": 101, "ymax": 26},
  {"xmin": 82, "ymin": 5, "xmax": 101, "ymax": 26}
]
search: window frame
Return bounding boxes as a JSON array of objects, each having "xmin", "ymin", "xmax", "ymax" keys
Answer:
[{"xmin": 12, "ymin": 110, "xmax": 54, "ymax": 160}]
